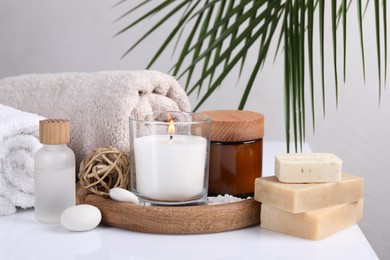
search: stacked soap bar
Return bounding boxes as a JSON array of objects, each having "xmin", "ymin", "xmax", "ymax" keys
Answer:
[
  {"xmin": 255, "ymin": 153, "xmax": 364, "ymax": 240},
  {"xmin": 275, "ymin": 153, "xmax": 343, "ymax": 183}
]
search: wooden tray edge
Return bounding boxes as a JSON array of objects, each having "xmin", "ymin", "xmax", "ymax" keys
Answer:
[{"xmin": 76, "ymin": 183, "xmax": 261, "ymax": 234}]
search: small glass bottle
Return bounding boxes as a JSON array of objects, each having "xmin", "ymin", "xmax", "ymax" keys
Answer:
[
  {"xmin": 202, "ymin": 110, "xmax": 264, "ymax": 198},
  {"xmin": 34, "ymin": 119, "xmax": 76, "ymax": 223}
]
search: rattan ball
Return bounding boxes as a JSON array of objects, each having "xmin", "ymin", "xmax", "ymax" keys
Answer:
[{"xmin": 78, "ymin": 146, "xmax": 130, "ymax": 197}]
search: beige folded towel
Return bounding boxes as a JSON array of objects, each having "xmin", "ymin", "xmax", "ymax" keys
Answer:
[{"xmin": 0, "ymin": 70, "xmax": 190, "ymax": 166}]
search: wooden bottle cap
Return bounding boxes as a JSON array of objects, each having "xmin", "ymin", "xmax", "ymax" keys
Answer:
[
  {"xmin": 39, "ymin": 119, "xmax": 70, "ymax": 144},
  {"xmin": 201, "ymin": 110, "xmax": 264, "ymax": 142}
]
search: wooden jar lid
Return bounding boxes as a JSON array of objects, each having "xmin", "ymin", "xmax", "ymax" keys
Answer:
[
  {"xmin": 201, "ymin": 110, "xmax": 264, "ymax": 142},
  {"xmin": 39, "ymin": 119, "xmax": 70, "ymax": 144}
]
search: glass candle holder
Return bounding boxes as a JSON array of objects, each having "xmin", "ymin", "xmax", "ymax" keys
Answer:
[
  {"xmin": 201, "ymin": 110, "xmax": 264, "ymax": 198},
  {"xmin": 129, "ymin": 111, "xmax": 211, "ymax": 206}
]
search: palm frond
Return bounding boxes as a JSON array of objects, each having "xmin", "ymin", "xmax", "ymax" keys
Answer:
[
  {"xmin": 113, "ymin": 0, "xmax": 151, "ymax": 21},
  {"xmin": 117, "ymin": 1, "xmax": 188, "ymax": 58},
  {"xmin": 383, "ymin": 0, "xmax": 387, "ymax": 84},
  {"xmin": 116, "ymin": 0, "xmax": 387, "ymax": 152},
  {"xmin": 189, "ymin": 0, "xmax": 213, "ymax": 96},
  {"xmin": 331, "ymin": 0, "xmax": 339, "ymax": 107},
  {"xmin": 299, "ymin": 0, "xmax": 306, "ymax": 146},
  {"xmin": 224, "ymin": 0, "xmax": 245, "ymax": 72},
  {"xmin": 342, "ymin": 0, "xmax": 347, "ymax": 82},
  {"xmin": 284, "ymin": 1, "xmax": 291, "ymax": 152},
  {"xmin": 146, "ymin": 1, "xmax": 199, "ymax": 69},
  {"xmin": 307, "ymin": 0, "xmax": 315, "ymax": 133},
  {"xmin": 319, "ymin": 0, "xmax": 325, "ymax": 116},
  {"xmin": 114, "ymin": 1, "xmax": 175, "ymax": 37},
  {"xmin": 289, "ymin": 0, "xmax": 298, "ymax": 151},
  {"xmin": 191, "ymin": 1, "xmax": 283, "ymax": 110},
  {"xmin": 177, "ymin": 1, "xmax": 268, "ymax": 80},
  {"xmin": 201, "ymin": 0, "xmax": 226, "ymax": 91},
  {"xmin": 172, "ymin": 5, "xmax": 205, "ymax": 80},
  {"xmin": 239, "ymin": 1, "xmax": 284, "ymax": 110},
  {"xmin": 374, "ymin": 0, "xmax": 382, "ymax": 99},
  {"xmin": 357, "ymin": 0, "xmax": 366, "ymax": 82},
  {"xmin": 209, "ymin": 0, "xmax": 233, "ymax": 86}
]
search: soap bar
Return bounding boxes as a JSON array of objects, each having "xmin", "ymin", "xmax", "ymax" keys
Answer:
[
  {"xmin": 261, "ymin": 199, "xmax": 364, "ymax": 240},
  {"xmin": 255, "ymin": 173, "xmax": 363, "ymax": 213},
  {"xmin": 275, "ymin": 153, "xmax": 342, "ymax": 183}
]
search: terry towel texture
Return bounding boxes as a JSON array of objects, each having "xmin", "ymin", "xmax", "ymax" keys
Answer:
[
  {"xmin": 0, "ymin": 70, "xmax": 191, "ymax": 167},
  {"xmin": 0, "ymin": 104, "xmax": 44, "ymax": 215}
]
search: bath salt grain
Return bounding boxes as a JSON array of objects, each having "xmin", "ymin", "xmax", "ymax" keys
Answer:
[{"xmin": 207, "ymin": 194, "xmax": 250, "ymax": 205}]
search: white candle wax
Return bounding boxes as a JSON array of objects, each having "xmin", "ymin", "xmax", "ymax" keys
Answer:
[{"xmin": 134, "ymin": 134, "xmax": 207, "ymax": 201}]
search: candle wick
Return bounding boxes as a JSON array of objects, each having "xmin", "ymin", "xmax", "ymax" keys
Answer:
[{"xmin": 170, "ymin": 135, "xmax": 173, "ymax": 140}]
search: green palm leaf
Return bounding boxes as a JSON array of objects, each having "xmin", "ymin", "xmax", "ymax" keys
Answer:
[
  {"xmin": 319, "ymin": 0, "xmax": 325, "ymax": 117},
  {"xmin": 146, "ymin": 1, "xmax": 200, "ymax": 69},
  {"xmin": 331, "ymin": 0, "xmax": 339, "ymax": 107},
  {"xmin": 342, "ymin": 0, "xmax": 347, "ymax": 82},
  {"xmin": 115, "ymin": 0, "xmax": 387, "ymax": 152},
  {"xmin": 374, "ymin": 0, "xmax": 382, "ymax": 99},
  {"xmin": 284, "ymin": 1, "xmax": 291, "ymax": 152},
  {"xmin": 239, "ymin": 1, "xmax": 283, "ymax": 110},
  {"xmin": 307, "ymin": 0, "xmax": 315, "ymax": 133},
  {"xmin": 188, "ymin": 6, "xmax": 280, "ymax": 98},
  {"xmin": 383, "ymin": 0, "xmax": 388, "ymax": 84},
  {"xmin": 357, "ymin": 0, "xmax": 366, "ymax": 82},
  {"xmin": 299, "ymin": 0, "xmax": 306, "ymax": 146}
]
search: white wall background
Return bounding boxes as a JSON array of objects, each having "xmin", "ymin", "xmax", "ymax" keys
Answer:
[{"xmin": 0, "ymin": 1, "xmax": 388, "ymax": 258}]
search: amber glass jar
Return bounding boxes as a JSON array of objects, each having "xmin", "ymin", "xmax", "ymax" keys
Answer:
[{"xmin": 202, "ymin": 110, "xmax": 264, "ymax": 198}]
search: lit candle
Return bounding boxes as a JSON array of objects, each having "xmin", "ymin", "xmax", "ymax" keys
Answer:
[{"xmin": 133, "ymin": 119, "xmax": 208, "ymax": 202}]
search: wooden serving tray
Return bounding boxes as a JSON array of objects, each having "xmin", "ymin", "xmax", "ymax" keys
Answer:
[{"xmin": 76, "ymin": 184, "xmax": 261, "ymax": 234}]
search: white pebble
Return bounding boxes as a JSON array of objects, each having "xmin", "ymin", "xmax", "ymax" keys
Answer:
[
  {"xmin": 61, "ymin": 204, "xmax": 101, "ymax": 231},
  {"xmin": 109, "ymin": 188, "xmax": 139, "ymax": 204}
]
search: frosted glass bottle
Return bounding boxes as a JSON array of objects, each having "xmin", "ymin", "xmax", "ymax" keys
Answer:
[{"xmin": 34, "ymin": 119, "xmax": 76, "ymax": 224}]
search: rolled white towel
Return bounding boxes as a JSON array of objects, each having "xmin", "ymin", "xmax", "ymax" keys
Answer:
[
  {"xmin": 0, "ymin": 104, "xmax": 44, "ymax": 215},
  {"xmin": 0, "ymin": 70, "xmax": 191, "ymax": 167},
  {"xmin": 0, "ymin": 196, "xmax": 16, "ymax": 216}
]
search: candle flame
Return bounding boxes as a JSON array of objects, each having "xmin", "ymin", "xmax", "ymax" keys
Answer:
[{"xmin": 168, "ymin": 120, "xmax": 175, "ymax": 134}]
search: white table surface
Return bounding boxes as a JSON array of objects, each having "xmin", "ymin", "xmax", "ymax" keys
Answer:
[{"xmin": 0, "ymin": 141, "xmax": 378, "ymax": 260}]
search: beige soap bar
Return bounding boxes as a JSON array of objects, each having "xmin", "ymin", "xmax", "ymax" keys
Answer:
[
  {"xmin": 261, "ymin": 199, "xmax": 364, "ymax": 240},
  {"xmin": 275, "ymin": 153, "xmax": 342, "ymax": 183},
  {"xmin": 255, "ymin": 173, "xmax": 363, "ymax": 213}
]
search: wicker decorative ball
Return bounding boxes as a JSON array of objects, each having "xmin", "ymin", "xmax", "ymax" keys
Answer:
[{"xmin": 78, "ymin": 146, "xmax": 130, "ymax": 197}]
